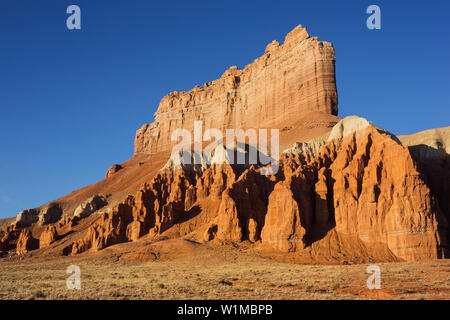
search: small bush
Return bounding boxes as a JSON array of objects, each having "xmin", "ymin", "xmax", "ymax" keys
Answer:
[
  {"xmin": 285, "ymin": 283, "xmax": 295, "ymax": 287},
  {"xmin": 109, "ymin": 290, "xmax": 121, "ymax": 297},
  {"xmin": 305, "ymin": 285, "xmax": 314, "ymax": 292},
  {"xmin": 330, "ymin": 283, "xmax": 340, "ymax": 291},
  {"xmin": 218, "ymin": 280, "xmax": 232, "ymax": 286},
  {"xmin": 31, "ymin": 289, "xmax": 46, "ymax": 299}
]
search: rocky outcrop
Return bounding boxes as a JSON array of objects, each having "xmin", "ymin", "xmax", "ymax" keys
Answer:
[
  {"xmin": 135, "ymin": 25, "xmax": 338, "ymax": 155},
  {"xmin": 327, "ymin": 115, "xmax": 371, "ymax": 142},
  {"xmin": 39, "ymin": 203, "xmax": 62, "ymax": 225},
  {"xmin": 259, "ymin": 118, "xmax": 448, "ymax": 261},
  {"xmin": 72, "ymin": 202, "xmax": 134, "ymax": 254},
  {"xmin": 106, "ymin": 164, "xmax": 122, "ymax": 178},
  {"xmin": 73, "ymin": 195, "xmax": 108, "ymax": 218},
  {"xmin": 64, "ymin": 117, "xmax": 448, "ymax": 261},
  {"xmin": 15, "ymin": 209, "xmax": 39, "ymax": 228},
  {"xmin": 161, "ymin": 143, "xmax": 269, "ymax": 173},
  {"xmin": 0, "ymin": 227, "xmax": 15, "ymax": 252},
  {"xmin": 4, "ymin": 115, "xmax": 448, "ymax": 262},
  {"xmin": 312, "ymin": 122, "xmax": 447, "ymax": 260},
  {"xmin": 399, "ymin": 127, "xmax": 450, "ymax": 249},
  {"xmin": 282, "ymin": 133, "xmax": 328, "ymax": 161},
  {"xmin": 16, "ymin": 229, "xmax": 39, "ymax": 254},
  {"xmin": 261, "ymin": 181, "xmax": 306, "ymax": 252},
  {"xmin": 213, "ymin": 167, "xmax": 274, "ymax": 243},
  {"xmin": 399, "ymin": 127, "xmax": 450, "ymax": 160},
  {"xmin": 15, "ymin": 203, "xmax": 62, "ymax": 228},
  {"xmin": 39, "ymin": 226, "xmax": 58, "ymax": 248}
]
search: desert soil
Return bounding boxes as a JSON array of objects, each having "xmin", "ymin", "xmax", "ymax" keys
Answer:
[{"xmin": 0, "ymin": 244, "xmax": 448, "ymax": 300}]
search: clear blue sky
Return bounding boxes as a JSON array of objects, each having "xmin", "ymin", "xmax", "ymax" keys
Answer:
[{"xmin": 1, "ymin": 0, "xmax": 449, "ymax": 218}]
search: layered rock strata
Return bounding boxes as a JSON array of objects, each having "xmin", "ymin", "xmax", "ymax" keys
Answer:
[
  {"xmin": 65, "ymin": 117, "xmax": 448, "ymax": 261},
  {"xmin": 135, "ymin": 25, "xmax": 338, "ymax": 155}
]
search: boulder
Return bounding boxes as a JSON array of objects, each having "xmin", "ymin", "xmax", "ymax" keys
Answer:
[
  {"xmin": 106, "ymin": 164, "xmax": 122, "ymax": 178},
  {"xmin": 16, "ymin": 229, "xmax": 39, "ymax": 254}
]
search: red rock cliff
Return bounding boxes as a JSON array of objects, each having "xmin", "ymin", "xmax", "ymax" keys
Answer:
[
  {"xmin": 68, "ymin": 118, "xmax": 448, "ymax": 262},
  {"xmin": 135, "ymin": 25, "xmax": 338, "ymax": 155}
]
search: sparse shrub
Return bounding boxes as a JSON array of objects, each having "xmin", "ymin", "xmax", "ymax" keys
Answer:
[
  {"xmin": 109, "ymin": 290, "xmax": 121, "ymax": 297},
  {"xmin": 285, "ymin": 283, "xmax": 295, "ymax": 287},
  {"xmin": 39, "ymin": 282, "xmax": 52, "ymax": 288},
  {"xmin": 395, "ymin": 288, "xmax": 414, "ymax": 294},
  {"xmin": 31, "ymin": 289, "xmax": 46, "ymax": 299},
  {"xmin": 177, "ymin": 287, "xmax": 190, "ymax": 294},
  {"xmin": 218, "ymin": 280, "xmax": 232, "ymax": 286},
  {"xmin": 330, "ymin": 283, "xmax": 340, "ymax": 291}
]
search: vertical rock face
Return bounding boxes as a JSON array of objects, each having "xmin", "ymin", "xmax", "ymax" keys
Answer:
[
  {"xmin": 15, "ymin": 203, "xmax": 63, "ymax": 228},
  {"xmin": 16, "ymin": 229, "xmax": 39, "ymax": 254},
  {"xmin": 39, "ymin": 226, "xmax": 58, "ymax": 248},
  {"xmin": 135, "ymin": 25, "xmax": 338, "ymax": 155},
  {"xmin": 316, "ymin": 126, "xmax": 447, "ymax": 261},
  {"xmin": 15, "ymin": 209, "xmax": 39, "ymax": 228},
  {"xmin": 73, "ymin": 195, "xmax": 108, "ymax": 219},
  {"xmin": 398, "ymin": 127, "xmax": 450, "ymax": 247},
  {"xmin": 63, "ymin": 118, "xmax": 448, "ymax": 262},
  {"xmin": 261, "ymin": 181, "xmax": 306, "ymax": 252},
  {"xmin": 39, "ymin": 203, "xmax": 62, "ymax": 225}
]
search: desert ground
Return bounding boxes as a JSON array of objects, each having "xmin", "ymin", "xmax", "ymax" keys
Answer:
[{"xmin": 0, "ymin": 243, "xmax": 448, "ymax": 300}]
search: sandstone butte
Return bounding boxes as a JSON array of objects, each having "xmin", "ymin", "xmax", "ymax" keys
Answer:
[{"xmin": 0, "ymin": 25, "xmax": 448, "ymax": 264}]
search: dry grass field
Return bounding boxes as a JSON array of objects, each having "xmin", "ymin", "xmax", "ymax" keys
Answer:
[{"xmin": 0, "ymin": 243, "xmax": 448, "ymax": 300}]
